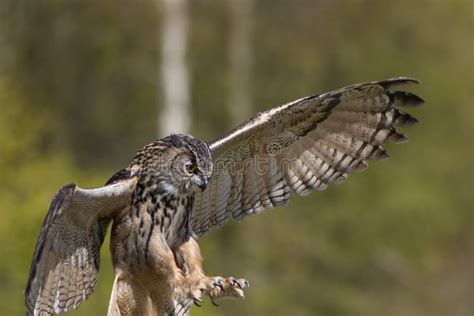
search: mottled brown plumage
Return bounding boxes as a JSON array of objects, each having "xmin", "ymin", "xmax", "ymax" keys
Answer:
[{"xmin": 26, "ymin": 77, "xmax": 423, "ymax": 315}]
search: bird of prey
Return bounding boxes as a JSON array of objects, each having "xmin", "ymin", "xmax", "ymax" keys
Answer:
[{"xmin": 25, "ymin": 77, "xmax": 423, "ymax": 315}]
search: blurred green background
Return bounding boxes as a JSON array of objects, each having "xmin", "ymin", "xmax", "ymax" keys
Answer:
[{"xmin": 0, "ymin": 1, "xmax": 472, "ymax": 315}]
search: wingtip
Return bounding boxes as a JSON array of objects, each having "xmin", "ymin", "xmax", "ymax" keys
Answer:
[
  {"xmin": 397, "ymin": 77, "xmax": 420, "ymax": 85},
  {"xmin": 380, "ymin": 77, "xmax": 421, "ymax": 88},
  {"xmin": 396, "ymin": 91, "xmax": 425, "ymax": 107},
  {"xmin": 411, "ymin": 94, "xmax": 425, "ymax": 105}
]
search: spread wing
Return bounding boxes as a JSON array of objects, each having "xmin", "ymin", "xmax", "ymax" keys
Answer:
[
  {"xmin": 192, "ymin": 77, "xmax": 423, "ymax": 236},
  {"xmin": 25, "ymin": 175, "xmax": 138, "ymax": 315}
]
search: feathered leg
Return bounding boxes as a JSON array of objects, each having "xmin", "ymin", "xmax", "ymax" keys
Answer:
[
  {"xmin": 107, "ymin": 274, "xmax": 153, "ymax": 316},
  {"xmin": 173, "ymin": 238, "xmax": 250, "ymax": 307}
]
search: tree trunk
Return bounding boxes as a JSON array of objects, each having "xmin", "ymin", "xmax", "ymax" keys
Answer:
[{"xmin": 159, "ymin": 0, "xmax": 190, "ymax": 137}]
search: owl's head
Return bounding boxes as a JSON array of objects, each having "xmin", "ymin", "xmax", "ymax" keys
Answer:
[{"xmin": 133, "ymin": 134, "xmax": 213, "ymax": 195}]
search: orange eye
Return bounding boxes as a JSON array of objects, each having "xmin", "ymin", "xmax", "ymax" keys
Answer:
[{"xmin": 185, "ymin": 162, "xmax": 196, "ymax": 174}]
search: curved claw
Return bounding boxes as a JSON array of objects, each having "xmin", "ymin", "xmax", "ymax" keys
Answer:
[
  {"xmin": 213, "ymin": 278, "xmax": 225, "ymax": 291},
  {"xmin": 211, "ymin": 298, "xmax": 219, "ymax": 307},
  {"xmin": 193, "ymin": 298, "xmax": 203, "ymax": 307},
  {"xmin": 235, "ymin": 278, "xmax": 250, "ymax": 289},
  {"xmin": 229, "ymin": 277, "xmax": 242, "ymax": 289}
]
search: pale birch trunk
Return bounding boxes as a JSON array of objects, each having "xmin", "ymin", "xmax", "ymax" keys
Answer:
[{"xmin": 159, "ymin": 0, "xmax": 190, "ymax": 137}]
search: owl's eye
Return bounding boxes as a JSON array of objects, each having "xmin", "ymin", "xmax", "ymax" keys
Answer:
[{"xmin": 184, "ymin": 162, "xmax": 197, "ymax": 174}]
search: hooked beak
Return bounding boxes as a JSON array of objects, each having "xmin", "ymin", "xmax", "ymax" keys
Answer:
[{"xmin": 198, "ymin": 175, "xmax": 209, "ymax": 191}]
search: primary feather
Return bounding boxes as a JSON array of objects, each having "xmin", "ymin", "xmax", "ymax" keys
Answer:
[{"xmin": 191, "ymin": 77, "xmax": 423, "ymax": 236}]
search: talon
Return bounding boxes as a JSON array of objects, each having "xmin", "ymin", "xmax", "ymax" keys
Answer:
[
  {"xmin": 229, "ymin": 277, "xmax": 241, "ymax": 289},
  {"xmin": 238, "ymin": 279, "xmax": 250, "ymax": 288},
  {"xmin": 213, "ymin": 278, "xmax": 224, "ymax": 291},
  {"xmin": 193, "ymin": 298, "xmax": 203, "ymax": 307}
]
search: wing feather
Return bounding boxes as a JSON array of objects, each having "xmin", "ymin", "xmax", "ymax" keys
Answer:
[
  {"xmin": 192, "ymin": 77, "xmax": 423, "ymax": 236},
  {"xmin": 25, "ymin": 175, "xmax": 138, "ymax": 315}
]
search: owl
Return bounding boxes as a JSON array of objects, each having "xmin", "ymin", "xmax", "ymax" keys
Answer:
[{"xmin": 25, "ymin": 77, "xmax": 423, "ymax": 315}]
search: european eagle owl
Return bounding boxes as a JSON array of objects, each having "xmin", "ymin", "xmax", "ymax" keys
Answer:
[{"xmin": 26, "ymin": 77, "xmax": 423, "ymax": 315}]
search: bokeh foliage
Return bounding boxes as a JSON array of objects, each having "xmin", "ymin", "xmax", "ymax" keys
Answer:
[{"xmin": 0, "ymin": 1, "xmax": 472, "ymax": 315}]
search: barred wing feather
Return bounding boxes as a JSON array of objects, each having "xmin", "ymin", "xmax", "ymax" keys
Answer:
[
  {"xmin": 25, "ymin": 177, "xmax": 137, "ymax": 315},
  {"xmin": 192, "ymin": 77, "xmax": 423, "ymax": 236}
]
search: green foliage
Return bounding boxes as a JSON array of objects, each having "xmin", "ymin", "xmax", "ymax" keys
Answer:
[{"xmin": 0, "ymin": 0, "xmax": 472, "ymax": 315}]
